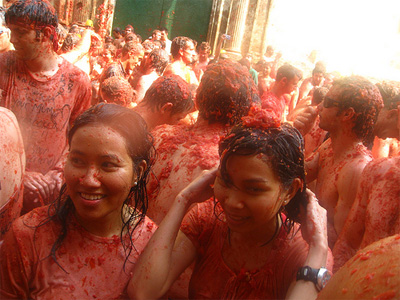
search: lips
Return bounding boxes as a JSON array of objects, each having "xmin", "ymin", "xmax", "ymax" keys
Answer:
[
  {"xmin": 79, "ymin": 193, "xmax": 106, "ymax": 201},
  {"xmin": 225, "ymin": 212, "xmax": 250, "ymax": 225}
]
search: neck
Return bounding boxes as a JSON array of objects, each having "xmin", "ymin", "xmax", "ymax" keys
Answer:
[
  {"xmin": 134, "ymin": 105, "xmax": 157, "ymax": 131},
  {"xmin": 24, "ymin": 48, "xmax": 60, "ymax": 74},
  {"xmin": 271, "ymin": 84, "xmax": 285, "ymax": 99},
  {"xmin": 329, "ymin": 127, "xmax": 364, "ymax": 158}
]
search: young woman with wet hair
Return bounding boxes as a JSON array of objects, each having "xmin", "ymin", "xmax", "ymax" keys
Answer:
[
  {"xmin": 129, "ymin": 109, "xmax": 332, "ymax": 299},
  {"xmin": 0, "ymin": 104, "xmax": 157, "ymax": 298}
]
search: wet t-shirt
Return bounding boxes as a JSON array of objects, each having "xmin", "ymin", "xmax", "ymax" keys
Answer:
[
  {"xmin": 181, "ymin": 199, "xmax": 309, "ymax": 299},
  {"xmin": 0, "ymin": 51, "xmax": 91, "ymax": 174},
  {"xmin": 0, "ymin": 205, "xmax": 157, "ymax": 299}
]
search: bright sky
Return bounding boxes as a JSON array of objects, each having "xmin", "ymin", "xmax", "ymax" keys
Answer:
[{"xmin": 267, "ymin": 0, "xmax": 400, "ymax": 80}]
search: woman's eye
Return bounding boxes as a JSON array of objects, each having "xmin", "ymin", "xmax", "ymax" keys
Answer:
[
  {"xmin": 70, "ymin": 157, "xmax": 84, "ymax": 166},
  {"xmin": 102, "ymin": 162, "xmax": 118, "ymax": 169}
]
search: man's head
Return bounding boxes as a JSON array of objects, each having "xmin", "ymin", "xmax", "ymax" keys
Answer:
[
  {"xmin": 196, "ymin": 59, "xmax": 260, "ymax": 125},
  {"xmin": 171, "ymin": 36, "xmax": 196, "ymax": 64},
  {"xmin": 152, "ymin": 29, "xmax": 161, "ymax": 41},
  {"xmin": 112, "ymin": 27, "xmax": 123, "ymax": 39},
  {"xmin": 159, "ymin": 27, "xmax": 168, "ymax": 41},
  {"xmin": 319, "ymin": 76, "xmax": 383, "ymax": 147},
  {"xmin": 374, "ymin": 81, "xmax": 400, "ymax": 139},
  {"xmin": 121, "ymin": 41, "xmax": 144, "ymax": 66},
  {"xmin": 6, "ymin": 0, "xmax": 59, "ymax": 58},
  {"xmin": 100, "ymin": 76, "xmax": 135, "ymax": 107},
  {"xmin": 124, "ymin": 24, "xmax": 133, "ymax": 35},
  {"xmin": 61, "ymin": 32, "xmax": 80, "ymax": 53},
  {"xmin": 265, "ymin": 45, "xmax": 274, "ymax": 58},
  {"xmin": 197, "ymin": 42, "xmax": 210, "ymax": 63},
  {"xmin": 312, "ymin": 64, "xmax": 326, "ymax": 86},
  {"xmin": 275, "ymin": 64, "xmax": 303, "ymax": 95},
  {"xmin": 142, "ymin": 48, "xmax": 169, "ymax": 75},
  {"xmin": 139, "ymin": 74, "xmax": 194, "ymax": 126},
  {"xmin": 0, "ymin": 6, "xmax": 12, "ymax": 53}
]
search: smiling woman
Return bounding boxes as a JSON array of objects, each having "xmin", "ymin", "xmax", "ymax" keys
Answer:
[{"xmin": 0, "ymin": 104, "xmax": 157, "ymax": 299}]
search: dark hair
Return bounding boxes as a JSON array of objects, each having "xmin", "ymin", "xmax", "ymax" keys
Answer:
[
  {"xmin": 100, "ymin": 62, "xmax": 125, "ymax": 82},
  {"xmin": 218, "ymin": 123, "xmax": 307, "ymax": 233},
  {"xmin": 5, "ymin": 0, "xmax": 58, "ymax": 28},
  {"xmin": 276, "ymin": 64, "xmax": 303, "ymax": 82},
  {"xmin": 312, "ymin": 64, "xmax": 326, "ymax": 76},
  {"xmin": 159, "ymin": 26, "xmax": 168, "ymax": 34},
  {"xmin": 140, "ymin": 75, "xmax": 194, "ymax": 115},
  {"xmin": 147, "ymin": 48, "xmax": 169, "ymax": 75},
  {"xmin": 198, "ymin": 41, "xmax": 211, "ymax": 53},
  {"xmin": 100, "ymin": 76, "xmax": 135, "ymax": 106},
  {"xmin": 113, "ymin": 27, "xmax": 123, "ymax": 34},
  {"xmin": 171, "ymin": 36, "xmax": 194, "ymax": 59},
  {"xmin": 40, "ymin": 103, "xmax": 154, "ymax": 271},
  {"xmin": 376, "ymin": 80, "xmax": 400, "ymax": 109},
  {"xmin": 196, "ymin": 59, "xmax": 260, "ymax": 125},
  {"xmin": 332, "ymin": 76, "xmax": 383, "ymax": 148},
  {"xmin": 61, "ymin": 33, "xmax": 80, "ymax": 52},
  {"xmin": 121, "ymin": 40, "xmax": 143, "ymax": 57},
  {"xmin": 312, "ymin": 86, "xmax": 329, "ymax": 106}
]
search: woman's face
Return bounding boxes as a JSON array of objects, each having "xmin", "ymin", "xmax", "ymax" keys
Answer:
[
  {"xmin": 214, "ymin": 154, "xmax": 291, "ymax": 236},
  {"xmin": 64, "ymin": 124, "xmax": 137, "ymax": 226}
]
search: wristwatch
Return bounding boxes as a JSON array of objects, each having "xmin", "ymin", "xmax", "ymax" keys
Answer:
[{"xmin": 296, "ymin": 266, "xmax": 331, "ymax": 291}]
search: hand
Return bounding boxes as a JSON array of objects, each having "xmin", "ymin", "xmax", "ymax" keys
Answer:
[
  {"xmin": 43, "ymin": 169, "xmax": 64, "ymax": 199},
  {"xmin": 177, "ymin": 168, "xmax": 217, "ymax": 207},
  {"xmin": 300, "ymin": 189, "xmax": 328, "ymax": 247},
  {"xmin": 24, "ymin": 171, "xmax": 51, "ymax": 201},
  {"xmin": 293, "ymin": 106, "xmax": 318, "ymax": 136}
]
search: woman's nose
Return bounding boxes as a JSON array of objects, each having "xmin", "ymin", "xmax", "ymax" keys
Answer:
[{"xmin": 79, "ymin": 166, "xmax": 101, "ymax": 187}]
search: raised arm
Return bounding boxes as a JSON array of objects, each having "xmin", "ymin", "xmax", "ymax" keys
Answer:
[
  {"xmin": 286, "ymin": 190, "xmax": 329, "ymax": 300},
  {"xmin": 128, "ymin": 169, "xmax": 216, "ymax": 299}
]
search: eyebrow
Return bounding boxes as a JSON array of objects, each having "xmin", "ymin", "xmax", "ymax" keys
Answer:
[{"xmin": 69, "ymin": 150, "xmax": 122, "ymax": 161}]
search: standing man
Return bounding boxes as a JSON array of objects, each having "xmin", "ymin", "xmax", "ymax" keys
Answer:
[
  {"xmin": 302, "ymin": 76, "xmax": 383, "ymax": 248},
  {"xmin": 0, "ymin": 0, "xmax": 92, "ymax": 211},
  {"xmin": 160, "ymin": 26, "xmax": 172, "ymax": 54},
  {"xmin": 261, "ymin": 64, "xmax": 302, "ymax": 121},
  {"xmin": 163, "ymin": 36, "xmax": 199, "ymax": 86}
]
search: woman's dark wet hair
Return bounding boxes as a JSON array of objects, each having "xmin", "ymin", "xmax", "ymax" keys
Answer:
[
  {"xmin": 218, "ymin": 122, "xmax": 307, "ymax": 236},
  {"xmin": 36, "ymin": 103, "xmax": 155, "ymax": 271}
]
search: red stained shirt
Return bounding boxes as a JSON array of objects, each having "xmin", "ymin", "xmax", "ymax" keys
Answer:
[
  {"xmin": 181, "ymin": 199, "xmax": 310, "ymax": 299},
  {"xmin": 0, "ymin": 206, "xmax": 157, "ymax": 299},
  {"xmin": 0, "ymin": 51, "xmax": 91, "ymax": 174}
]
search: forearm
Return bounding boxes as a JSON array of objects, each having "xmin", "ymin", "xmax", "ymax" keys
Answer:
[
  {"xmin": 286, "ymin": 242, "xmax": 328, "ymax": 300},
  {"xmin": 128, "ymin": 195, "xmax": 192, "ymax": 299}
]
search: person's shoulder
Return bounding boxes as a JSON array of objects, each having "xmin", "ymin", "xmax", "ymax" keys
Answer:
[
  {"xmin": 363, "ymin": 156, "xmax": 400, "ymax": 179},
  {"xmin": 59, "ymin": 57, "xmax": 90, "ymax": 82},
  {"xmin": 10, "ymin": 206, "xmax": 52, "ymax": 237}
]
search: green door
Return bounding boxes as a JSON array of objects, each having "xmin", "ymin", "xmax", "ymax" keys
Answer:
[{"xmin": 113, "ymin": 0, "xmax": 213, "ymax": 43}]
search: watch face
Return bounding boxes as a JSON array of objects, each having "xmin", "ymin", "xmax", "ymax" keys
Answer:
[{"xmin": 317, "ymin": 268, "xmax": 331, "ymax": 290}]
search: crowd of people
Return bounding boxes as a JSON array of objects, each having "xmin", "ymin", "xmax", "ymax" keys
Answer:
[{"xmin": 0, "ymin": 0, "xmax": 399, "ymax": 299}]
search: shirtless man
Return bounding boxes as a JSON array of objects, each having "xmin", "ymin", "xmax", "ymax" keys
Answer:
[
  {"xmin": 0, "ymin": 0, "xmax": 92, "ymax": 212},
  {"xmin": 193, "ymin": 41, "xmax": 210, "ymax": 81},
  {"xmin": 302, "ymin": 76, "xmax": 383, "ymax": 248},
  {"xmin": 261, "ymin": 64, "xmax": 302, "ymax": 122},
  {"xmin": 296, "ymin": 64, "xmax": 325, "ymax": 107},
  {"xmin": 159, "ymin": 27, "xmax": 171, "ymax": 54},
  {"xmin": 332, "ymin": 89, "xmax": 400, "ymax": 271},
  {"xmin": 0, "ymin": 7, "xmax": 13, "ymax": 54},
  {"xmin": 134, "ymin": 74, "xmax": 194, "ymax": 131},
  {"xmin": 129, "ymin": 48, "xmax": 169, "ymax": 103},
  {"xmin": 120, "ymin": 41, "xmax": 144, "ymax": 77},
  {"xmin": 163, "ymin": 36, "xmax": 199, "ymax": 86},
  {"xmin": 147, "ymin": 59, "xmax": 259, "ymax": 225}
]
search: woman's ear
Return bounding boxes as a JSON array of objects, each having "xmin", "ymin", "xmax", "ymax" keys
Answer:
[
  {"xmin": 282, "ymin": 178, "xmax": 302, "ymax": 206},
  {"xmin": 132, "ymin": 160, "xmax": 147, "ymax": 186}
]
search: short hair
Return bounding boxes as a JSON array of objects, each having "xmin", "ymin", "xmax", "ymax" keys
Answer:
[
  {"xmin": 142, "ymin": 40, "xmax": 156, "ymax": 53},
  {"xmin": 121, "ymin": 41, "xmax": 143, "ymax": 57},
  {"xmin": 113, "ymin": 27, "xmax": 123, "ymax": 34},
  {"xmin": 6, "ymin": 0, "xmax": 58, "ymax": 28},
  {"xmin": 198, "ymin": 41, "xmax": 211, "ymax": 53},
  {"xmin": 147, "ymin": 48, "xmax": 169, "ymax": 75},
  {"xmin": 276, "ymin": 64, "xmax": 303, "ymax": 82},
  {"xmin": 140, "ymin": 75, "xmax": 194, "ymax": 115},
  {"xmin": 61, "ymin": 33, "xmax": 80, "ymax": 52},
  {"xmin": 219, "ymin": 123, "xmax": 306, "ymax": 232},
  {"xmin": 125, "ymin": 33, "xmax": 138, "ymax": 43},
  {"xmin": 312, "ymin": 64, "xmax": 326, "ymax": 75},
  {"xmin": 196, "ymin": 59, "xmax": 260, "ymax": 125},
  {"xmin": 312, "ymin": 86, "xmax": 329, "ymax": 105},
  {"xmin": 171, "ymin": 36, "xmax": 194, "ymax": 59},
  {"xmin": 159, "ymin": 26, "xmax": 168, "ymax": 34},
  {"xmin": 376, "ymin": 81, "xmax": 400, "ymax": 109},
  {"xmin": 100, "ymin": 76, "xmax": 135, "ymax": 107},
  {"xmin": 333, "ymin": 76, "xmax": 383, "ymax": 147}
]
